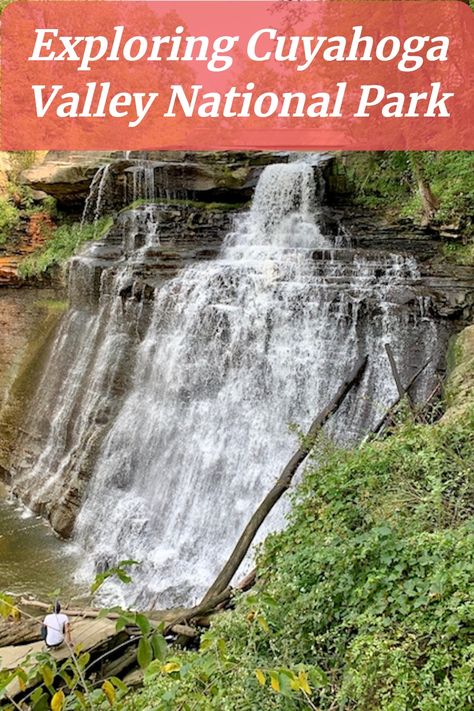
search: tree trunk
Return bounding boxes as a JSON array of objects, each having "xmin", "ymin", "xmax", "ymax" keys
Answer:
[
  {"xmin": 410, "ymin": 154, "xmax": 439, "ymax": 226},
  {"xmin": 369, "ymin": 357, "xmax": 432, "ymax": 438}
]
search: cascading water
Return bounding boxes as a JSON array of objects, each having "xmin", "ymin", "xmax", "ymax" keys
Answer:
[
  {"xmin": 81, "ymin": 164, "xmax": 113, "ymax": 227},
  {"xmin": 129, "ymin": 164, "xmax": 156, "ymax": 203},
  {"xmin": 11, "ymin": 160, "xmax": 441, "ymax": 608}
]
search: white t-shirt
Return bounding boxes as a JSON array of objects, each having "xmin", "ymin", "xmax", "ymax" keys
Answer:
[{"xmin": 43, "ymin": 612, "xmax": 69, "ymax": 647}]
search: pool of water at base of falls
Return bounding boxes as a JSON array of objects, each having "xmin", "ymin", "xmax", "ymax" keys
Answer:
[{"xmin": 0, "ymin": 484, "xmax": 84, "ymax": 603}]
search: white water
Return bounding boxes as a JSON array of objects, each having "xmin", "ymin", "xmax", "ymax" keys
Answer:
[
  {"xmin": 81, "ymin": 164, "xmax": 113, "ymax": 226},
  {"xmin": 130, "ymin": 164, "xmax": 156, "ymax": 203},
  {"xmin": 13, "ymin": 161, "xmax": 439, "ymax": 607}
]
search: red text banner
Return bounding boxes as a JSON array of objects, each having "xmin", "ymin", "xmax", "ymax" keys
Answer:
[{"xmin": 1, "ymin": 0, "xmax": 473, "ymax": 150}]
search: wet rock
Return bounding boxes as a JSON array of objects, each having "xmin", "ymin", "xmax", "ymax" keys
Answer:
[{"xmin": 49, "ymin": 492, "xmax": 81, "ymax": 538}]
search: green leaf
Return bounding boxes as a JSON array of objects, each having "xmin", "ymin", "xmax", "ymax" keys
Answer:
[
  {"xmin": 58, "ymin": 669, "xmax": 74, "ymax": 689},
  {"xmin": 116, "ymin": 570, "xmax": 132, "ymax": 584},
  {"xmin": 257, "ymin": 615, "xmax": 270, "ymax": 633},
  {"xmin": 31, "ymin": 688, "xmax": 44, "ymax": 704},
  {"xmin": 110, "ymin": 676, "xmax": 129, "ymax": 693},
  {"xmin": 151, "ymin": 633, "xmax": 168, "ymax": 661},
  {"xmin": 144, "ymin": 660, "xmax": 162, "ymax": 680},
  {"xmin": 41, "ymin": 664, "xmax": 55, "ymax": 689},
  {"xmin": 270, "ymin": 671, "xmax": 280, "ymax": 693},
  {"xmin": 298, "ymin": 670, "xmax": 311, "ymax": 694},
  {"xmin": 137, "ymin": 637, "xmax": 153, "ymax": 669},
  {"xmin": 32, "ymin": 692, "xmax": 50, "ymax": 711},
  {"xmin": 135, "ymin": 613, "xmax": 151, "ymax": 636},
  {"xmin": 115, "ymin": 616, "xmax": 128, "ymax": 632},
  {"xmin": 77, "ymin": 652, "xmax": 91, "ymax": 670},
  {"xmin": 217, "ymin": 638, "xmax": 227, "ymax": 658}
]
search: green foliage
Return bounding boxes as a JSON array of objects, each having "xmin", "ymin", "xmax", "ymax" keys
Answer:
[
  {"xmin": 18, "ymin": 218, "xmax": 112, "ymax": 277},
  {"xmin": 0, "ymin": 180, "xmax": 57, "ymax": 249},
  {"xmin": 442, "ymin": 240, "xmax": 474, "ymax": 266},
  {"xmin": 90, "ymin": 560, "xmax": 139, "ymax": 595},
  {"xmin": 8, "ymin": 152, "xmax": 38, "ymax": 181},
  {"xmin": 123, "ymin": 408, "xmax": 474, "ymax": 710},
  {"xmin": 344, "ymin": 151, "xmax": 474, "ymax": 237},
  {"xmin": 421, "ymin": 152, "xmax": 474, "ymax": 232},
  {"xmin": 0, "ymin": 0, "xmax": 14, "ymax": 15},
  {"xmin": 0, "ymin": 196, "xmax": 20, "ymax": 245}
]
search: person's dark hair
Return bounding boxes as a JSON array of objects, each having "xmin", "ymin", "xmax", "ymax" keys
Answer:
[{"xmin": 53, "ymin": 600, "xmax": 61, "ymax": 614}]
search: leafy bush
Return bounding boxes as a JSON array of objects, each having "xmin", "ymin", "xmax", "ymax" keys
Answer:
[
  {"xmin": 123, "ymin": 409, "xmax": 474, "ymax": 710},
  {"xmin": 344, "ymin": 151, "xmax": 474, "ymax": 236},
  {"xmin": 0, "ymin": 196, "xmax": 20, "ymax": 245},
  {"xmin": 8, "ymin": 151, "xmax": 38, "ymax": 180},
  {"xmin": 18, "ymin": 218, "xmax": 112, "ymax": 277}
]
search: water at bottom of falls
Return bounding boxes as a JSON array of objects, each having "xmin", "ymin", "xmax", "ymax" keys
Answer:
[{"xmin": 0, "ymin": 484, "xmax": 83, "ymax": 601}]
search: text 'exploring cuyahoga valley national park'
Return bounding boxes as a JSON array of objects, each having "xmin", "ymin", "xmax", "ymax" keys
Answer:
[{"xmin": 1, "ymin": 1, "xmax": 474, "ymax": 149}]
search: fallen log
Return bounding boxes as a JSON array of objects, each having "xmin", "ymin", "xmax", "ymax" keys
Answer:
[
  {"xmin": 163, "ymin": 586, "xmax": 235, "ymax": 632},
  {"xmin": 367, "ymin": 357, "xmax": 432, "ymax": 441},
  {"xmin": 236, "ymin": 568, "xmax": 256, "ymax": 592},
  {"xmin": 171, "ymin": 624, "xmax": 197, "ymax": 638},
  {"xmin": 0, "ymin": 618, "xmax": 39, "ymax": 647},
  {"xmin": 201, "ymin": 355, "xmax": 368, "ymax": 604},
  {"xmin": 20, "ymin": 598, "xmax": 120, "ymax": 620}
]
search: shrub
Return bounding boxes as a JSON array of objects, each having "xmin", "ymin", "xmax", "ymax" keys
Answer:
[
  {"xmin": 122, "ymin": 410, "xmax": 474, "ymax": 710},
  {"xmin": 0, "ymin": 196, "xmax": 20, "ymax": 245},
  {"xmin": 18, "ymin": 217, "xmax": 112, "ymax": 277},
  {"xmin": 343, "ymin": 151, "xmax": 474, "ymax": 237}
]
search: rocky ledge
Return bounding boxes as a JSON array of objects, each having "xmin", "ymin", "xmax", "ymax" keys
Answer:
[{"xmin": 21, "ymin": 151, "xmax": 297, "ymax": 209}]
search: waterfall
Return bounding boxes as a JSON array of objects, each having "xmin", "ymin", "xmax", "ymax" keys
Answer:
[
  {"xmin": 81, "ymin": 164, "xmax": 113, "ymax": 227},
  {"xmin": 130, "ymin": 164, "xmax": 156, "ymax": 203},
  {"xmin": 12, "ymin": 161, "xmax": 441, "ymax": 608}
]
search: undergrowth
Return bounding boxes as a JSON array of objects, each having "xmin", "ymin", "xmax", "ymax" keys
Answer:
[
  {"xmin": 120, "ymin": 406, "xmax": 474, "ymax": 711},
  {"xmin": 18, "ymin": 218, "xmax": 112, "ymax": 277},
  {"xmin": 344, "ymin": 151, "xmax": 474, "ymax": 243}
]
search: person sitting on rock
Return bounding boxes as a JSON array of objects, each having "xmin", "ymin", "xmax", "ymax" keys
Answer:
[{"xmin": 42, "ymin": 601, "xmax": 72, "ymax": 650}]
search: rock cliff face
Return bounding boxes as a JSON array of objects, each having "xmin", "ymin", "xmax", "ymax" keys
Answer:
[
  {"xmin": 444, "ymin": 325, "xmax": 474, "ymax": 421},
  {"xmin": 2, "ymin": 151, "xmax": 474, "ymax": 557},
  {"xmin": 0, "ymin": 290, "xmax": 65, "ymax": 478}
]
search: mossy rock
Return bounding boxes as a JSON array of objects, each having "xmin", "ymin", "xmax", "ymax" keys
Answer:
[{"xmin": 443, "ymin": 325, "xmax": 474, "ymax": 419}]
